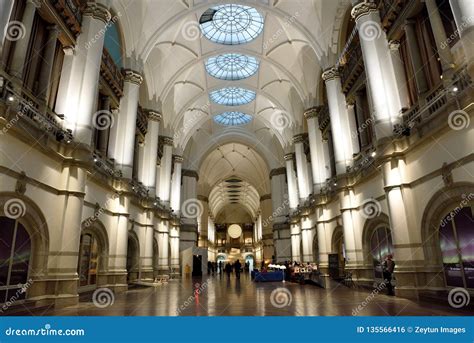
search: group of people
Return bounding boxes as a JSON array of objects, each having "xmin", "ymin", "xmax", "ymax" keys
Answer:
[{"xmin": 207, "ymin": 260, "xmax": 246, "ymax": 279}]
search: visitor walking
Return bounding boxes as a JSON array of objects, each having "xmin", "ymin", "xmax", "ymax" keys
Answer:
[{"xmin": 382, "ymin": 254, "xmax": 395, "ymax": 296}]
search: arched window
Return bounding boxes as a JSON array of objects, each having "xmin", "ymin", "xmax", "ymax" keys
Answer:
[
  {"xmin": 127, "ymin": 235, "xmax": 140, "ymax": 283},
  {"xmin": 77, "ymin": 233, "xmax": 99, "ymax": 288},
  {"xmin": 104, "ymin": 17, "xmax": 124, "ymax": 68},
  {"xmin": 0, "ymin": 217, "xmax": 31, "ymax": 303},
  {"xmin": 439, "ymin": 206, "xmax": 474, "ymax": 289},
  {"xmin": 370, "ymin": 227, "xmax": 393, "ymax": 279}
]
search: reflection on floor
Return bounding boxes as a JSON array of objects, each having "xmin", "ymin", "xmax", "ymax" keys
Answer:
[{"xmin": 7, "ymin": 273, "xmax": 472, "ymax": 316}]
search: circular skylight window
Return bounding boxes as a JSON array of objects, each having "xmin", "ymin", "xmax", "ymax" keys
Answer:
[
  {"xmin": 199, "ymin": 4, "xmax": 264, "ymax": 45},
  {"xmin": 228, "ymin": 224, "xmax": 242, "ymax": 238},
  {"xmin": 210, "ymin": 87, "xmax": 256, "ymax": 106},
  {"xmin": 206, "ymin": 54, "xmax": 260, "ymax": 80},
  {"xmin": 214, "ymin": 112, "xmax": 253, "ymax": 126}
]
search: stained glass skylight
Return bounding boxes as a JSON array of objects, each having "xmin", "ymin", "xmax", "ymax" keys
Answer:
[
  {"xmin": 199, "ymin": 4, "xmax": 264, "ymax": 45},
  {"xmin": 210, "ymin": 87, "xmax": 256, "ymax": 106},
  {"xmin": 206, "ymin": 54, "xmax": 260, "ymax": 80},
  {"xmin": 214, "ymin": 112, "xmax": 253, "ymax": 126}
]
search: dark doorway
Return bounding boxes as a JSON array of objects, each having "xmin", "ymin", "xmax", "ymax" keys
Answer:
[{"xmin": 192, "ymin": 255, "xmax": 203, "ymax": 276}]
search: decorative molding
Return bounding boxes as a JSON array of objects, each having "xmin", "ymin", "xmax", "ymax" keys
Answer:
[
  {"xmin": 173, "ymin": 155, "xmax": 184, "ymax": 163},
  {"xmin": 123, "ymin": 69, "xmax": 143, "ymax": 85},
  {"xmin": 146, "ymin": 110, "xmax": 162, "ymax": 122},
  {"xmin": 15, "ymin": 171, "xmax": 27, "ymax": 195},
  {"xmin": 441, "ymin": 162, "xmax": 453, "ymax": 187},
  {"xmin": 162, "ymin": 136, "xmax": 174, "ymax": 146},
  {"xmin": 304, "ymin": 106, "xmax": 322, "ymax": 120},
  {"xmin": 388, "ymin": 40, "xmax": 401, "ymax": 51},
  {"xmin": 269, "ymin": 167, "xmax": 286, "ymax": 178},
  {"xmin": 83, "ymin": 2, "xmax": 111, "ymax": 23},
  {"xmin": 321, "ymin": 67, "xmax": 340, "ymax": 82},
  {"xmin": 284, "ymin": 153, "xmax": 294, "ymax": 161},
  {"xmin": 292, "ymin": 134, "xmax": 305, "ymax": 144},
  {"xmin": 182, "ymin": 169, "xmax": 199, "ymax": 180},
  {"xmin": 351, "ymin": 1, "xmax": 378, "ymax": 20}
]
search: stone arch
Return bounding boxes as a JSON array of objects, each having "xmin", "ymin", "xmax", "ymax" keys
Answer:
[
  {"xmin": 361, "ymin": 212, "xmax": 391, "ymax": 266},
  {"xmin": 0, "ymin": 193, "xmax": 50, "ymax": 299},
  {"xmin": 421, "ymin": 182, "xmax": 474, "ymax": 276},
  {"xmin": 127, "ymin": 229, "xmax": 141, "ymax": 282}
]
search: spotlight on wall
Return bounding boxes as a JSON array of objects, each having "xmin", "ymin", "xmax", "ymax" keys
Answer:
[
  {"xmin": 371, "ymin": 151, "xmax": 377, "ymax": 158},
  {"xmin": 7, "ymin": 94, "xmax": 15, "ymax": 103},
  {"xmin": 452, "ymin": 86, "xmax": 459, "ymax": 93}
]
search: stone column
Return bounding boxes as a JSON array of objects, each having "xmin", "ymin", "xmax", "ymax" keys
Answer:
[
  {"xmin": 156, "ymin": 218, "xmax": 170, "ymax": 276},
  {"xmin": 316, "ymin": 206, "xmax": 330, "ymax": 274},
  {"xmin": 404, "ymin": 20, "xmax": 429, "ymax": 95},
  {"xmin": 382, "ymin": 157, "xmax": 424, "ymax": 298},
  {"xmin": 0, "ymin": 0, "xmax": 15, "ymax": 62},
  {"xmin": 304, "ymin": 107, "xmax": 328, "ymax": 194},
  {"xmin": 284, "ymin": 153, "xmax": 299, "ymax": 210},
  {"xmin": 37, "ymin": 25, "xmax": 60, "ymax": 103},
  {"xmin": 170, "ymin": 155, "xmax": 183, "ymax": 214},
  {"xmin": 290, "ymin": 218, "xmax": 301, "ymax": 262},
  {"xmin": 346, "ymin": 99, "xmax": 361, "ymax": 154},
  {"xmin": 352, "ymin": 2, "xmax": 403, "ymax": 139},
  {"xmin": 425, "ymin": 0, "xmax": 455, "ymax": 78},
  {"xmin": 138, "ymin": 213, "xmax": 154, "ymax": 281},
  {"xmin": 158, "ymin": 137, "xmax": 173, "ymax": 205},
  {"xmin": 8, "ymin": 0, "xmax": 40, "ymax": 80},
  {"xmin": 55, "ymin": 3, "xmax": 111, "ymax": 144},
  {"xmin": 270, "ymin": 168, "xmax": 291, "ymax": 262},
  {"xmin": 138, "ymin": 110, "xmax": 162, "ymax": 194},
  {"xmin": 180, "ymin": 170, "xmax": 199, "ymax": 251},
  {"xmin": 108, "ymin": 70, "xmax": 143, "ymax": 178},
  {"xmin": 293, "ymin": 134, "xmax": 311, "ymax": 201},
  {"xmin": 322, "ymin": 67, "xmax": 355, "ymax": 174},
  {"xmin": 449, "ymin": 0, "xmax": 474, "ymax": 76},
  {"xmin": 169, "ymin": 222, "xmax": 180, "ymax": 277},
  {"xmin": 387, "ymin": 41, "xmax": 410, "ymax": 111},
  {"xmin": 96, "ymin": 96, "xmax": 111, "ymax": 157},
  {"xmin": 260, "ymin": 194, "xmax": 274, "ymax": 261},
  {"xmin": 300, "ymin": 214, "xmax": 314, "ymax": 262}
]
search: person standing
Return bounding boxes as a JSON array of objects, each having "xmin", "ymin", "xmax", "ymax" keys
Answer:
[
  {"xmin": 382, "ymin": 254, "xmax": 395, "ymax": 296},
  {"xmin": 234, "ymin": 259, "xmax": 242, "ymax": 279}
]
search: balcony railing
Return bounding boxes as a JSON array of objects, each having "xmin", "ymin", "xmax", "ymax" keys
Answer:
[
  {"xmin": 318, "ymin": 105, "xmax": 330, "ymax": 134},
  {"xmin": 100, "ymin": 49, "xmax": 124, "ymax": 99},
  {"xmin": 377, "ymin": 0, "xmax": 409, "ymax": 32},
  {"xmin": 340, "ymin": 40, "xmax": 364, "ymax": 95},
  {"xmin": 50, "ymin": 0, "xmax": 83, "ymax": 37},
  {"xmin": 0, "ymin": 72, "xmax": 72, "ymax": 143}
]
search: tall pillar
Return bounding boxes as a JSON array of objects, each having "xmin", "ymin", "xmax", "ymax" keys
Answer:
[
  {"xmin": 156, "ymin": 218, "xmax": 170, "ymax": 276},
  {"xmin": 293, "ymin": 134, "xmax": 311, "ymax": 201},
  {"xmin": 138, "ymin": 110, "xmax": 162, "ymax": 194},
  {"xmin": 0, "ymin": 0, "xmax": 15, "ymax": 62},
  {"xmin": 290, "ymin": 219, "xmax": 301, "ymax": 262},
  {"xmin": 169, "ymin": 222, "xmax": 180, "ymax": 277},
  {"xmin": 8, "ymin": 0, "xmax": 39, "ymax": 80},
  {"xmin": 352, "ymin": 2, "xmax": 402, "ymax": 139},
  {"xmin": 108, "ymin": 70, "xmax": 143, "ymax": 177},
  {"xmin": 37, "ymin": 25, "xmax": 60, "ymax": 103},
  {"xmin": 403, "ymin": 20, "xmax": 429, "ymax": 95},
  {"xmin": 387, "ymin": 41, "xmax": 410, "ymax": 111},
  {"xmin": 55, "ymin": 3, "xmax": 111, "ymax": 144},
  {"xmin": 300, "ymin": 215, "xmax": 314, "ymax": 262},
  {"xmin": 382, "ymin": 157, "xmax": 424, "ymax": 298},
  {"xmin": 316, "ymin": 206, "xmax": 330, "ymax": 273},
  {"xmin": 170, "ymin": 155, "xmax": 183, "ymax": 214},
  {"xmin": 270, "ymin": 168, "xmax": 291, "ymax": 262},
  {"xmin": 284, "ymin": 153, "xmax": 299, "ymax": 209},
  {"xmin": 304, "ymin": 107, "xmax": 328, "ymax": 194},
  {"xmin": 158, "ymin": 137, "xmax": 173, "ymax": 205},
  {"xmin": 425, "ymin": 0, "xmax": 455, "ymax": 78},
  {"xmin": 260, "ymin": 194, "xmax": 274, "ymax": 261},
  {"xmin": 449, "ymin": 0, "xmax": 474, "ymax": 77},
  {"xmin": 354, "ymin": 92, "xmax": 370, "ymax": 148},
  {"xmin": 346, "ymin": 99, "xmax": 361, "ymax": 154},
  {"xmin": 322, "ymin": 67, "xmax": 355, "ymax": 174},
  {"xmin": 180, "ymin": 170, "xmax": 199, "ymax": 250},
  {"xmin": 138, "ymin": 212, "xmax": 154, "ymax": 281}
]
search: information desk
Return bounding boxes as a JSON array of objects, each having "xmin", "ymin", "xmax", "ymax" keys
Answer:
[{"xmin": 252, "ymin": 270, "xmax": 284, "ymax": 282}]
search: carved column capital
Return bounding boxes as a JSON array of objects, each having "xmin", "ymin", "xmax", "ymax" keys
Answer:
[
  {"xmin": 351, "ymin": 1, "xmax": 378, "ymax": 21},
  {"xmin": 322, "ymin": 67, "xmax": 340, "ymax": 82},
  {"xmin": 123, "ymin": 69, "xmax": 143, "ymax": 85},
  {"xmin": 173, "ymin": 155, "xmax": 184, "ymax": 164},
  {"xmin": 83, "ymin": 3, "xmax": 111, "ymax": 23},
  {"xmin": 162, "ymin": 137, "xmax": 174, "ymax": 146},
  {"xmin": 388, "ymin": 40, "xmax": 401, "ymax": 50},
  {"xmin": 284, "ymin": 153, "xmax": 294, "ymax": 161},
  {"xmin": 269, "ymin": 167, "xmax": 286, "ymax": 178},
  {"xmin": 292, "ymin": 134, "xmax": 305, "ymax": 144},
  {"xmin": 146, "ymin": 110, "xmax": 162, "ymax": 122},
  {"xmin": 304, "ymin": 106, "xmax": 323, "ymax": 120}
]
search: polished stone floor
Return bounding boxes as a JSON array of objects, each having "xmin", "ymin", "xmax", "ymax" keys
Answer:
[{"xmin": 7, "ymin": 273, "xmax": 472, "ymax": 316}]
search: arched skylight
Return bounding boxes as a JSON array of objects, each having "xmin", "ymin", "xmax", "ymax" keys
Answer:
[
  {"xmin": 206, "ymin": 54, "xmax": 260, "ymax": 80},
  {"xmin": 214, "ymin": 112, "xmax": 253, "ymax": 126},
  {"xmin": 210, "ymin": 87, "xmax": 256, "ymax": 106},
  {"xmin": 199, "ymin": 4, "xmax": 264, "ymax": 45}
]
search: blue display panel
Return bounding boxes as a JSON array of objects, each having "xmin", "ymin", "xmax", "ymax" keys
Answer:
[{"xmin": 199, "ymin": 4, "xmax": 264, "ymax": 45}]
